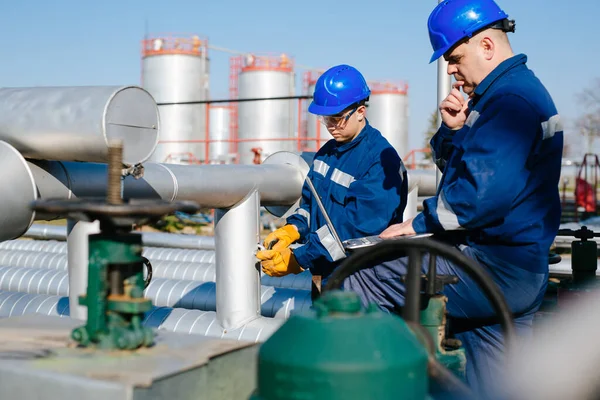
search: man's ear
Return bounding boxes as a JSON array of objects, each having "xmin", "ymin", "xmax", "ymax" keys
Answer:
[{"xmin": 357, "ymin": 105, "xmax": 367, "ymax": 121}]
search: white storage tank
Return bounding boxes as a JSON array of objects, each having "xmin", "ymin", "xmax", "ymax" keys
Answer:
[
  {"xmin": 208, "ymin": 105, "xmax": 231, "ymax": 163},
  {"xmin": 236, "ymin": 54, "xmax": 295, "ymax": 164},
  {"xmin": 367, "ymin": 81, "xmax": 410, "ymax": 158},
  {"xmin": 141, "ymin": 34, "xmax": 210, "ymax": 164}
]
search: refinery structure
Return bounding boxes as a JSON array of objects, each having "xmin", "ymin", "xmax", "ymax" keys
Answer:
[
  {"xmin": 0, "ymin": 27, "xmax": 595, "ymax": 400},
  {"xmin": 140, "ymin": 33, "xmax": 411, "ymax": 165}
]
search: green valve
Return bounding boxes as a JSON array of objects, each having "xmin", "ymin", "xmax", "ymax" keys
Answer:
[
  {"xmin": 251, "ymin": 290, "xmax": 429, "ymax": 400},
  {"xmin": 30, "ymin": 140, "xmax": 199, "ymax": 351}
]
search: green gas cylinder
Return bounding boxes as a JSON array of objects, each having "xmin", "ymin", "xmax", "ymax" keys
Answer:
[{"xmin": 251, "ymin": 291, "xmax": 429, "ymax": 400}]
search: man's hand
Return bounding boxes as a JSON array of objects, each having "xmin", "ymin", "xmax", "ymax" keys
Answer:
[
  {"xmin": 256, "ymin": 247, "xmax": 304, "ymax": 277},
  {"xmin": 263, "ymin": 225, "xmax": 300, "ymax": 251},
  {"xmin": 379, "ymin": 218, "xmax": 416, "ymax": 239},
  {"xmin": 439, "ymin": 81, "xmax": 470, "ymax": 130}
]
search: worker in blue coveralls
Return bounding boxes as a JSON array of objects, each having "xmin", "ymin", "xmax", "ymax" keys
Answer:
[
  {"xmin": 256, "ymin": 64, "xmax": 408, "ymax": 282},
  {"xmin": 343, "ymin": 0, "xmax": 563, "ymax": 396}
]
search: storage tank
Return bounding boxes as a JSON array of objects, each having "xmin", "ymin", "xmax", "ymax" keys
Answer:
[
  {"xmin": 141, "ymin": 34, "xmax": 210, "ymax": 164},
  {"xmin": 209, "ymin": 105, "xmax": 231, "ymax": 163},
  {"xmin": 367, "ymin": 81, "xmax": 410, "ymax": 159},
  {"xmin": 304, "ymin": 71, "xmax": 326, "ymax": 152},
  {"xmin": 236, "ymin": 54, "xmax": 295, "ymax": 165}
]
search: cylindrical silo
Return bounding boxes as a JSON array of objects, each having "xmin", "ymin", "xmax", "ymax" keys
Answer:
[
  {"xmin": 141, "ymin": 34, "xmax": 210, "ymax": 164},
  {"xmin": 367, "ymin": 81, "xmax": 410, "ymax": 159},
  {"xmin": 237, "ymin": 54, "xmax": 295, "ymax": 165},
  {"xmin": 209, "ymin": 105, "xmax": 231, "ymax": 163}
]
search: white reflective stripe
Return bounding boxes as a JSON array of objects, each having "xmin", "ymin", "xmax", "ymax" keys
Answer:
[
  {"xmin": 313, "ymin": 160, "xmax": 330, "ymax": 177},
  {"xmin": 316, "ymin": 225, "xmax": 346, "ymax": 261},
  {"xmin": 331, "ymin": 168, "xmax": 355, "ymax": 188},
  {"xmin": 293, "ymin": 208, "xmax": 310, "ymax": 227},
  {"xmin": 541, "ymin": 114, "xmax": 562, "ymax": 140},
  {"xmin": 436, "ymin": 190, "xmax": 465, "ymax": 231},
  {"xmin": 465, "ymin": 110, "xmax": 480, "ymax": 128}
]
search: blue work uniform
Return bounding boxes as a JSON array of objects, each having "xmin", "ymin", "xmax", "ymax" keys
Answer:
[
  {"xmin": 344, "ymin": 54, "xmax": 563, "ymax": 396},
  {"xmin": 288, "ymin": 121, "xmax": 408, "ymax": 278}
]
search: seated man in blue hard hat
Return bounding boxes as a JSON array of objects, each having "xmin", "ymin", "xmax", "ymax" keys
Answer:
[
  {"xmin": 256, "ymin": 65, "xmax": 408, "ymax": 283},
  {"xmin": 342, "ymin": 0, "xmax": 563, "ymax": 396}
]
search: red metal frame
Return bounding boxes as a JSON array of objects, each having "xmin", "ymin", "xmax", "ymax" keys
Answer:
[
  {"xmin": 369, "ymin": 80, "xmax": 409, "ymax": 95},
  {"xmin": 403, "ymin": 148, "xmax": 432, "ymax": 170}
]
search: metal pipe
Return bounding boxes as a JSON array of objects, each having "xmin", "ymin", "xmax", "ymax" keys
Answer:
[
  {"xmin": 214, "ymin": 190, "xmax": 261, "ymax": 329},
  {"xmin": 403, "ymin": 185, "xmax": 419, "ymax": 221},
  {"xmin": 24, "ymin": 223, "xmax": 216, "ymax": 250},
  {"xmin": 24, "ymin": 151, "xmax": 307, "ymax": 218},
  {"xmin": 0, "ymin": 267, "xmax": 311, "ymax": 319},
  {"xmin": 0, "ymin": 141, "xmax": 37, "ymax": 242},
  {"xmin": 0, "ymin": 86, "xmax": 159, "ymax": 165},
  {"xmin": 436, "ymin": 17, "xmax": 452, "ymax": 189},
  {"xmin": 0, "ymin": 291, "xmax": 283, "ymax": 342},
  {"xmin": 0, "ymin": 241, "xmax": 216, "ymax": 262},
  {"xmin": 0, "ymin": 247, "xmax": 314, "ymax": 290},
  {"xmin": 0, "ymin": 240, "xmax": 67, "ymax": 253},
  {"xmin": 66, "ymin": 220, "xmax": 100, "ymax": 320}
]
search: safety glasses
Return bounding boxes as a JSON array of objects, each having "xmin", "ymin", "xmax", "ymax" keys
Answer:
[{"xmin": 318, "ymin": 106, "xmax": 359, "ymax": 126}]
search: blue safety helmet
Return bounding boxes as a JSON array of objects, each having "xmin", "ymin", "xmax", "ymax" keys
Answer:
[
  {"xmin": 427, "ymin": 0, "xmax": 513, "ymax": 63},
  {"xmin": 308, "ymin": 65, "xmax": 371, "ymax": 116}
]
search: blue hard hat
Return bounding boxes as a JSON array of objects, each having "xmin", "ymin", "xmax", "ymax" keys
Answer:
[
  {"xmin": 428, "ymin": 0, "xmax": 510, "ymax": 63},
  {"xmin": 308, "ymin": 65, "xmax": 371, "ymax": 116}
]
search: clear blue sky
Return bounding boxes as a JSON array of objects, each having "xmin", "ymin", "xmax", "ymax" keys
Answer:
[{"xmin": 0, "ymin": 0, "xmax": 597, "ymax": 156}]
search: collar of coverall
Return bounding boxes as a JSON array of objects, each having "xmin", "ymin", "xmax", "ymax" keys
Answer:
[{"xmin": 473, "ymin": 53, "xmax": 528, "ymax": 99}]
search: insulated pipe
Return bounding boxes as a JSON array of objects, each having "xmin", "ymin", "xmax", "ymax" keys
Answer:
[
  {"xmin": 407, "ymin": 168, "xmax": 437, "ymax": 197},
  {"xmin": 0, "ymin": 248, "xmax": 314, "ymax": 290},
  {"xmin": 0, "ymin": 86, "xmax": 159, "ymax": 165},
  {"xmin": 214, "ymin": 190, "xmax": 261, "ymax": 329},
  {"xmin": 0, "ymin": 241, "xmax": 216, "ymax": 262},
  {"xmin": 0, "ymin": 291, "xmax": 283, "ymax": 343},
  {"xmin": 24, "ymin": 224, "xmax": 216, "ymax": 250},
  {"xmin": 404, "ymin": 185, "xmax": 419, "ymax": 221},
  {"xmin": 28, "ymin": 151, "xmax": 308, "ymax": 210},
  {"xmin": 0, "ymin": 267, "xmax": 312, "ymax": 319},
  {"xmin": 66, "ymin": 220, "xmax": 99, "ymax": 320}
]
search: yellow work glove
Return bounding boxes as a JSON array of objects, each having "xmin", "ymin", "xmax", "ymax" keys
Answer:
[
  {"xmin": 256, "ymin": 247, "xmax": 304, "ymax": 277},
  {"xmin": 263, "ymin": 224, "xmax": 300, "ymax": 251}
]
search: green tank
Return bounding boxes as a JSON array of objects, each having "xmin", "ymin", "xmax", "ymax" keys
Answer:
[{"xmin": 251, "ymin": 290, "xmax": 429, "ymax": 400}]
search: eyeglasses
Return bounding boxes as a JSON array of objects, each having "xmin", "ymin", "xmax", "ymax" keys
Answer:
[{"xmin": 318, "ymin": 106, "xmax": 359, "ymax": 126}]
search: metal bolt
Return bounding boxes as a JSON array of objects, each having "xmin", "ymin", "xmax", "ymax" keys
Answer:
[{"xmin": 107, "ymin": 139, "xmax": 124, "ymax": 205}]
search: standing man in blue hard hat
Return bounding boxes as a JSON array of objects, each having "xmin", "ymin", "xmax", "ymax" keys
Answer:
[
  {"xmin": 342, "ymin": 0, "xmax": 563, "ymax": 395},
  {"xmin": 256, "ymin": 65, "xmax": 408, "ymax": 283}
]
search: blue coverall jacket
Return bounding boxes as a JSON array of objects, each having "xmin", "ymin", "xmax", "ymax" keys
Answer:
[
  {"xmin": 287, "ymin": 121, "xmax": 408, "ymax": 277},
  {"xmin": 413, "ymin": 54, "xmax": 563, "ymax": 274},
  {"xmin": 343, "ymin": 54, "xmax": 563, "ymax": 397}
]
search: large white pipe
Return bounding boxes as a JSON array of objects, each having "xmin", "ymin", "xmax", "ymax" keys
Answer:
[
  {"xmin": 214, "ymin": 190, "xmax": 261, "ymax": 330},
  {"xmin": 0, "ymin": 86, "xmax": 159, "ymax": 165},
  {"xmin": 27, "ymin": 153, "xmax": 308, "ymax": 210},
  {"xmin": 66, "ymin": 220, "xmax": 100, "ymax": 320},
  {"xmin": 0, "ymin": 148, "xmax": 308, "ymax": 241}
]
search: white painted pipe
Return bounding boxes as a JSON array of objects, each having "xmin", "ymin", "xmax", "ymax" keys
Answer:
[
  {"xmin": 214, "ymin": 190, "xmax": 261, "ymax": 329},
  {"xmin": 66, "ymin": 219, "xmax": 100, "ymax": 320},
  {"xmin": 0, "ymin": 86, "xmax": 159, "ymax": 165}
]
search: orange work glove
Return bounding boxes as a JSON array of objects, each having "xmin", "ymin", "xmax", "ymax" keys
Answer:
[
  {"xmin": 263, "ymin": 224, "xmax": 300, "ymax": 251},
  {"xmin": 256, "ymin": 247, "xmax": 304, "ymax": 277}
]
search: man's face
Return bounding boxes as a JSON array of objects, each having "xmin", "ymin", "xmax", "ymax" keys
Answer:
[
  {"xmin": 320, "ymin": 105, "xmax": 366, "ymax": 144},
  {"xmin": 444, "ymin": 40, "xmax": 486, "ymax": 96}
]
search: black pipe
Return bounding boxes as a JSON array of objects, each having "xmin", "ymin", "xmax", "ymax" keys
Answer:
[
  {"xmin": 157, "ymin": 95, "xmax": 313, "ymax": 106},
  {"xmin": 323, "ymin": 237, "xmax": 516, "ymax": 348}
]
